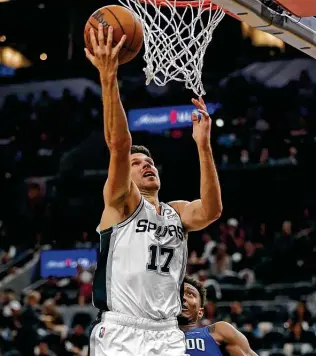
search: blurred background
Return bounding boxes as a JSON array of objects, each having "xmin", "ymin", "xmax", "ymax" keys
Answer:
[{"xmin": 1, "ymin": 0, "xmax": 316, "ymax": 355}]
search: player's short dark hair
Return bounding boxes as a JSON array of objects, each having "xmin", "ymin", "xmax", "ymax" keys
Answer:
[
  {"xmin": 131, "ymin": 145, "xmax": 152, "ymax": 158},
  {"xmin": 184, "ymin": 276, "xmax": 207, "ymax": 307}
]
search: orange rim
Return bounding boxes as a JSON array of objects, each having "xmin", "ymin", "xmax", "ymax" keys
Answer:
[
  {"xmin": 139, "ymin": 0, "xmax": 215, "ymax": 9},
  {"xmin": 139, "ymin": 0, "xmax": 241, "ymax": 19}
]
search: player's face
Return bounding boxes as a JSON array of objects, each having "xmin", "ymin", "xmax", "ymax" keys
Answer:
[
  {"xmin": 130, "ymin": 153, "xmax": 160, "ymax": 191},
  {"xmin": 182, "ymin": 283, "xmax": 204, "ymax": 323}
]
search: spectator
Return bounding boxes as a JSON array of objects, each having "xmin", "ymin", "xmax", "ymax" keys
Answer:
[
  {"xmin": 222, "ymin": 218, "xmax": 245, "ymax": 255},
  {"xmin": 78, "ymin": 271, "xmax": 93, "ymax": 306},
  {"xmin": 200, "ymin": 232, "xmax": 216, "ymax": 262},
  {"xmin": 255, "ymin": 117, "xmax": 270, "ymax": 132},
  {"xmin": 249, "ymin": 222, "xmax": 268, "ymax": 247},
  {"xmin": 209, "ymin": 243, "xmax": 232, "ymax": 277},
  {"xmin": 40, "ymin": 299, "xmax": 66, "ymax": 335},
  {"xmin": 275, "ymin": 220, "xmax": 294, "ymax": 250},
  {"xmin": 226, "ymin": 302, "xmax": 254, "ymax": 329},
  {"xmin": 2, "ymin": 300, "xmax": 22, "ymax": 332},
  {"xmin": 64, "ymin": 324, "xmax": 89, "ymax": 356},
  {"xmin": 187, "ymin": 250, "xmax": 207, "ymax": 275},
  {"xmin": 75, "ymin": 232, "xmax": 92, "ymax": 249},
  {"xmin": 288, "ymin": 146, "xmax": 298, "ymax": 165},
  {"xmin": 239, "ymin": 241, "xmax": 263, "ymax": 271},
  {"xmin": 0, "ymin": 315, "xmax": 17, "ymax": 355},
  {"xmin": 35, "ymin": 90, "xmax": 54, "ymax": 124},
  {"xmin": 201, "ymin": 301, "xmax": 218, "ymax": 326},
  {"xmin": 298, "ymin": 70, "xmax": 314, "ymax": 100},
  {"xmin": 19, "ymin": 183, "xmax": 48, "ymax": 247},
  {"xmin": 34, "ymin": 341, "xmax": 57, "ymax": 356},
  {"xmin": 287, "ymin": 322, "xmax": 316, "ymax": 346},
  {"xmin": 240, "ymin": 149, "xmax": 250, "ymax": 165},
  {"xmin": 259, "ymin": 147, "xmax": 269, "ymax": 164},
  {"xmin": 297, "ymin": 207, "xmax": 315, "ymax": 233},
  {"xmin": 0, "ymin": 289, "xmax": 16, "ymax": 309},
  {"xmin": 289, "ymin": 300, "xmax": 312, "ymax": 326},
  {"xmin": 16, "ymin": 294, "xmax": 41, "ymax": 356},
  {"xmin": 20, "ymin": 291, "xmax": 41, "ymax": 326}
]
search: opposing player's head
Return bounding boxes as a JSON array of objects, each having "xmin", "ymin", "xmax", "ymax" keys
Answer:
[
  {"xmin": 130, "ymin": 145, "xmax": 160, "ymax": 192},
  {"xmin": 180, "ymin": 276, "xmax": 206, "ymax": 325}
]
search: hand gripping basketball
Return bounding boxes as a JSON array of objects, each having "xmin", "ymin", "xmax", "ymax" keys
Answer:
[{"xmin": 85, "ymin": 23, "xmax": 127, "ymax": 78}]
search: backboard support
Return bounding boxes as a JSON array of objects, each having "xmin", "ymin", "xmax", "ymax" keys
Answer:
[{"xmin": 212, "ymin": 0, "xmax": 316, "ymax": 59}]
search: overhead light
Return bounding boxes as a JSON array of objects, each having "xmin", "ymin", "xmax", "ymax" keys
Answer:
[
  {"xmin": 40, "ymin": 53, "xmax": 47, "ymax": 60},
  {"xmin": 0, "ymin": 35, "xmax": 6, "ymax": 42},
  {"xmin": 0, "ymin": 47, "xmax": 31, "ymax": 68},
  {"xmin": 216, "ymin": 118, "xmax": 224, "ymax": 128},
  {"xmin": 38, "ymin": 3, "xmax": 45, "ymax": 9}
]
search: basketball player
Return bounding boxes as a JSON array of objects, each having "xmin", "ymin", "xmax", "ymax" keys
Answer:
[
  {"xmin": 84, "ymin": 24, "xmax": 222, "ymax": 356},
  {"xmin": 180, "ymin": 277, "xmax": 258, "ymax": 356}
]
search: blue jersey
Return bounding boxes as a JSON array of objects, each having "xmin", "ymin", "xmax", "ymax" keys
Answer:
[{"xmin": 185, "ymin": 326, "xmax": 223, "ymax": 356}]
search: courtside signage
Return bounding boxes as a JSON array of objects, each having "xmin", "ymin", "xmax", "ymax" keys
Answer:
[
  {"xmin": 128, "ymin": 103, "xmax": 221, "ymax": 132},
  {"xmin": 40, "ymin": 249, "xmax": 97, "ymax": 278}
]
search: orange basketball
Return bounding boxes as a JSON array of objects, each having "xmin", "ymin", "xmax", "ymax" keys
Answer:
[{"xmin": 84, "ymin": 5, "xmax": 143, "ymax": 65}]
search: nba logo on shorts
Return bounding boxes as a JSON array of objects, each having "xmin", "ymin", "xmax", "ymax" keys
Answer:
[{"xmin": 99, "ymin": 327, "xmax": 105, "ymax": 338}]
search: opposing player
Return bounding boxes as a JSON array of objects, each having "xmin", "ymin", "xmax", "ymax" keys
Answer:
[
  {"xmin": 84, "ymin": 23, "xmax": 222, "ymax": 356},
  {"xmin": 180, "ymin": 277, "xmax": 258, "ymax": 356}
]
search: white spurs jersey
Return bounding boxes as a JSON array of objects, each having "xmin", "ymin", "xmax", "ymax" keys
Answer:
[{"xmin": 93, "ymin": 197, "xmax": 188, "ymax": 320}]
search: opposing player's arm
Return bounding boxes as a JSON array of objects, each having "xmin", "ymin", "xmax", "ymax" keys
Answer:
[{"xmin": 210, "ymin": 322, "xmax": 258, "ymax": 356}]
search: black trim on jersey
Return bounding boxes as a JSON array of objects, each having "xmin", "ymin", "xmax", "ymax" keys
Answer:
[
  {"xmin": 93, "ymin": 227, "xmax": 113, "ymax": 310},
  {"xmin": 177, "ymin": 278, "xmax": 186, "ymax": 325},
  {"xmin": 180, "ymin": 278, "xmax": 185, "ymax": 306},
  {"xmin": 99, "ymin": 197, "xmax": 144, "ymax": 234},
  {"xmin": 93, "ymin": 198, "xmax": 144, "ymax": 310},
  {"xmin": 88, "ymin": 310, "xmax": 102, "ymax": 356}
]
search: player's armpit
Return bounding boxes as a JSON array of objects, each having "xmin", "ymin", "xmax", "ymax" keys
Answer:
[
  {"xmin": 169, "ymin": 200, "xmax": 219, "ymax": 232},
  {"xmin": 210, "ymin": 322, "xmax": 258, "ymax": 356}
]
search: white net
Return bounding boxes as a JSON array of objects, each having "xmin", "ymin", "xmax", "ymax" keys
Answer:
[{"xmin": 118, "ymin": 0, "xmax": 225, "ymax": 96}]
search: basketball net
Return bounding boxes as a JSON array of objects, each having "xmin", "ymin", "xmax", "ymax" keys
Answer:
[{"xmin": 118, "ymin": 0, "xmax": 225, "ymax": 96}]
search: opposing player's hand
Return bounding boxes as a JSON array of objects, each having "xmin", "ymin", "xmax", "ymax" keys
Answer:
[
  {"xmin": 191, "ymin": 97, "xmax": 212, "ymax": 148},
  {"xmin": 84, "ymin": 23, "xmax": 127, "ymax": 79}
]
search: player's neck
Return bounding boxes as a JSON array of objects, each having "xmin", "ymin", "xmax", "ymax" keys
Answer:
[
  {"xmin": 179, "ymin": 322, "xmax": 198, "ymax": 332},
  {"xmin": 141, "ymin": 191, "xmax": 159, "ymax": 211}
]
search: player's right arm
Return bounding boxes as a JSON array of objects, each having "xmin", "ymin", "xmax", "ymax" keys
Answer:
[
  {"xmin": 85, "ymin": 24, "xmax": 141, "ymax": 227},
  {"xmin": 209, "ymin": 322, "xmax": 258, "ymax": 356}
]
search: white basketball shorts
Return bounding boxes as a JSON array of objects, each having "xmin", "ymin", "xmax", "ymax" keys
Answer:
[{"xmin": 89, "ymin": 311, "xmax": 186, "ymax": 356}]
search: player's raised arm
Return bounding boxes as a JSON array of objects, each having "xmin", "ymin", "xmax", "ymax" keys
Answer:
[
  {"xmin": 169, "ymin": 97, "xmax": 222, "ymax": 232},
  {"xmin": 85, "ymin": 24, "xmax": 140, "ymax": 210},
  {"xmin": 210, "ymin": 322, "xmax": 258, "ymax": 356}
]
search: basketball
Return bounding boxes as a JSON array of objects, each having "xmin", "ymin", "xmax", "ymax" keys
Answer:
[{"xmin": 84, "ymin": 5, "xmax": 143, "ymax": 65}]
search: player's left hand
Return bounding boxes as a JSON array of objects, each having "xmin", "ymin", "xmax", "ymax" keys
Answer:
[{"xmin": 191, "ymin": 97, "xmax": 212, "ymax": 148}]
